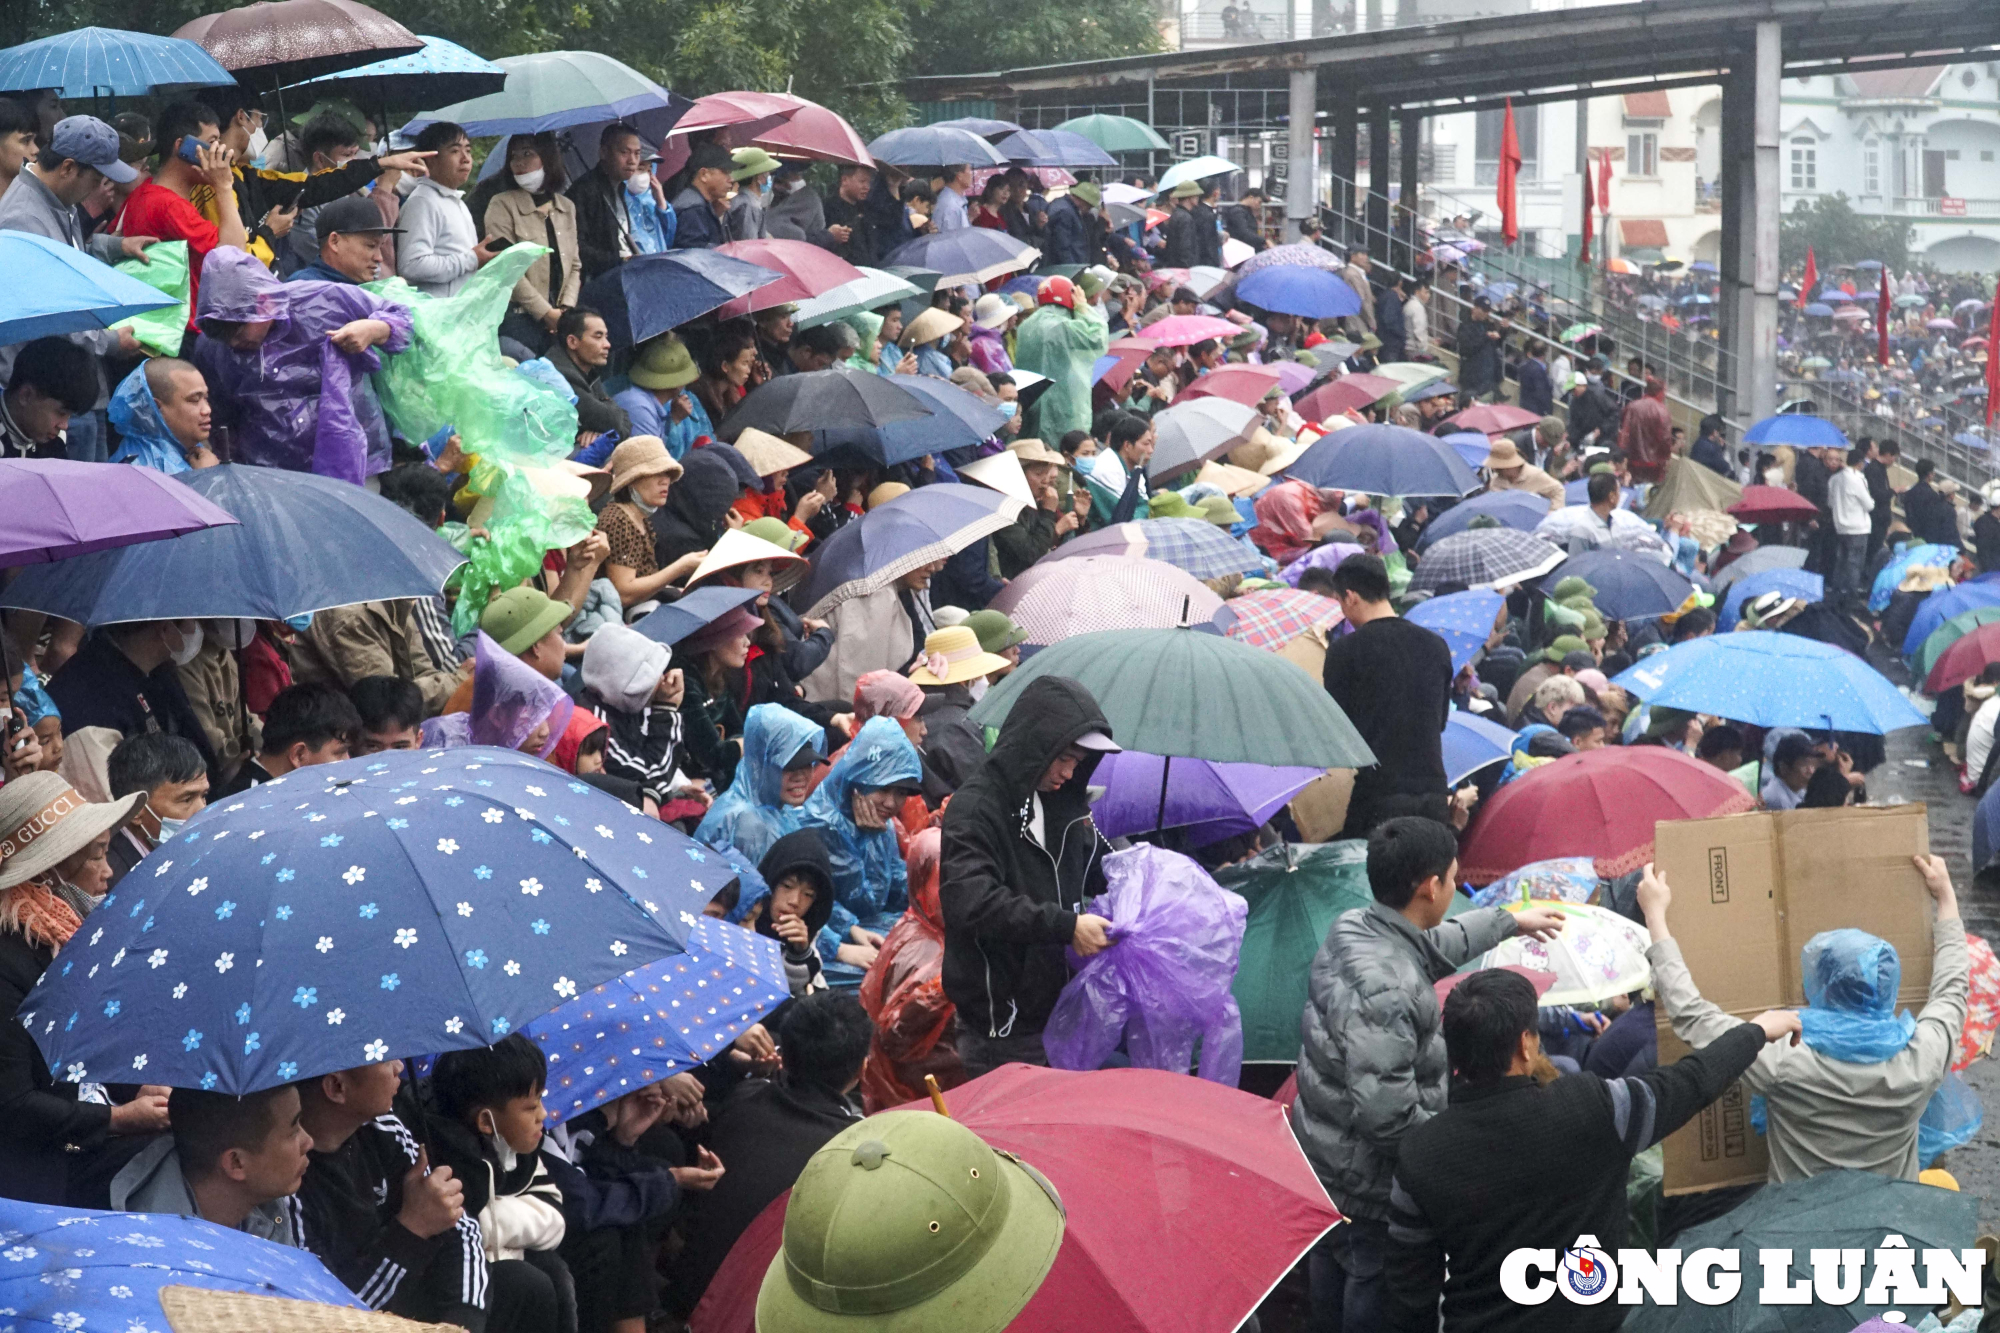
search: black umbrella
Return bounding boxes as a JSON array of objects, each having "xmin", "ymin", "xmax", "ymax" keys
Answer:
[
  {"xmin": 716, "ymin": 367, "xmax": 933, "ymax": 441},
  {"xmin": 579, "ymin": 249, "xmax": 782, "ymax": 350}
]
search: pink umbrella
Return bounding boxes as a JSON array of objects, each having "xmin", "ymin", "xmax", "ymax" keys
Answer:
[
  {"xmin": 1145, "ymin": 314, "xmax": 1241, "ymax": 347},
  {"xmin": 1173, "ymin": 363, "xmax": 1286, "ymax": 408},
  {"xmin": 1294, "ymin": 373, "xmax": 1399, "ymax": 422},
  {"xmin": 1446, "ymin": 403, "xmax": 1543, "ymax": 435},
  {"xmin": 712, "ymin": 239, "xmax": 865, "ymax": 316},
  {"xmin": 747, "ymin": 95, "xmax": 872, "ymax": 166},
  {"xmin": 1271, "ymin": 361, "xmax": 1317, "ymax": 395},
  {"xmin": 1096, "ymin": 339, "xmax": 1158, "ymax": 393},
  {"xmin": 989, "ymin": 555, "xmax": 1224, "ymax": 646},
  {"xmin": 671, "ymin": 90, "xmax": 799, "ymax": 139}
]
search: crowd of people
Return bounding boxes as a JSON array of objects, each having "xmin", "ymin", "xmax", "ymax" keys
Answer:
[{"xmin": 0, "ymin": 62, "xmax": 1994, "ymax": 1333}]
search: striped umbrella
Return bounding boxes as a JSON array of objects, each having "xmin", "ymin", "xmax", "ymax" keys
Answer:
[
  {"xmin": 1223, "ymin": 588, "xmax": 1343, "ymax": 652},
  {"xmin": 988, "ymin": 555, "xmax": 1223, "ymax": 647},
  {"xmin": 1048, "ymin": 518, "xmax": 1262, "ymax": 580}
]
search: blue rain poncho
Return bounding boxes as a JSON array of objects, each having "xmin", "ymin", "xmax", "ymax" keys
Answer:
[
  {"xmin": 696, "ymin": 703, "xmax": 825, "ymax": 873},
  {"xmin": 106, "ymin": 365, "xmax": 194, "ymax": 474},
  {"xmin": 798, "ymin": 714, "xmax": 923, "ymax": 970}
]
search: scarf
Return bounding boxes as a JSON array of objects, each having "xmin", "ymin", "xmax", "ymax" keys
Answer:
[
  {"xmin": 1, "ymin": 880, "xmax": 84, "ymax": 952},
  {"xmin": 1249, "ymin": 480, "xmax": 1323, "ymax": 564}
]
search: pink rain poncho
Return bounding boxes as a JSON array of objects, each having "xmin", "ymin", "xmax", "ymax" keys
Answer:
[
  {"xmin": 421, "ymin": 631, "xmax": 573, "ymax": 760},
  {"xmin": 191, "ymin": 247, "xmax": 412, "ymax": 483}
]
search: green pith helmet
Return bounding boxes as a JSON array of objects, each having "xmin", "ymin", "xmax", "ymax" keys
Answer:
[{"xmin": 756, "ymin": 1111, "xmax": 1065, "ymax": 1332}]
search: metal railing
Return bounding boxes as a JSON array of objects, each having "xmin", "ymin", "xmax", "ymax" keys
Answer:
[{"xmin": 1884, "ymin": 196, "xmax": 2000, "ymax": 218}]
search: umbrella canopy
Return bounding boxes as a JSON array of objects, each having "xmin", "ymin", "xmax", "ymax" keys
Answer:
[
  {"xmin": 1711, "ymin": 542, "xmax": 1808, "ymax": 593},
  {"xmin": 289, "ymin": 33, "xmax": 504, "ymax": 105},
  {"xmin": 1458, "ymin": 746, "xmax": 1758, "ymax": 883},
  {"xmin": 1408, "ymin": 587, "xmax": 1506, "ymax": 672},
  {"xmin": 0, "ymin": 459, "xmax": 239, "ymax": 568},
  {"xmin": 1054, "ymin": 113, "xmax": 1170, "ymax": 153},
  {"xmin": 1801, "ymin": 302, "xmax": 1835, "ymax": 317},
  {"xmin": 1416, "ymin": 490, "xmax": 1551, "ymax": 549},
  {"xmin": 0, "ymin": 26, "xmax": 234, "ymax": 97},
  {"xmin": 812, "ymin": 374, "xmax": 1008, "ymax": 467},
  {"xmin": 1912, "ymin": 605, "xmax": 2000, "ymax": 685},
  {"xmin": 1369, "ymin": 360, "xmax": 1454, "ymax": 388},
  {"xmin": 692, "ymin": 1064, "xmax": 1341, "ymax": 1333},
  {"xmin": 990, "ymin": 555, "xmax": 1225, "ymax": 646},
  {"xmin": 632, "ymin": 585, "xmax": 763, "ymax": 647},
  {"xmin": 0, "ymin": 231, "xmax": 180, "ymax": 346},
  {"xmin": 22, "ymin": 747, "xmax": 748, "ymax": 1094},
  {"xmin": 1409, "ymin": 528, "xmax": 1567, "ymax": 593},
  {"xmin": 712, "ymin": 239, "xmax": 865, "ymax": 317},
  {"xmin": 1716, "ymin": 568, "xmax": 1824, "ymax": 631},
  {"xmin": 1727, "ymin": 483, "xmax": 1821, "ymax": 524},
  {"xmin": 1171, "ymin": 363, "xmax": 1287, "ymax": 408},
  {"xmin": 1090, "ymin": 750, "xmax": 1323, "ymax": 843},
  {"xmin": 0, "ymin": 1201, "xmax": 364, "ymax": 1320},
  {"xmin": 0, "ymin": 464, "xmax": 463, "ymax": 625},
  {"xmin": 1147, "ymin": 398, "xmax": 1261, "ymax": 479},
  {"xmin": 1001, "ymin": 127, "xmax": 1118, "ymax": 168},
  {"xmin": 1539, "ymin": 549, "xmax": 1694, "ymax": 620},
  {"xmin": 1235, "ymin": 266, "xmax": 1363, "ymax": 319},
  {"xmin": 173, "ymin": 0, "xmax": 422, "ymax": 90},
  {"xmin": 968, "ymin": 627, "xmax": 1375, "ymax": 768},
  {"xmin": 1445, "ymin": 403, "xmax": 1543, "ymax": 435},
  {"xmin": 1051, "ymin": 517, "xmax": 1264, "ymax": 580},
  {"xmin": 1279, "ymin": 423, "xmax": 1480, "ymax": 497},
  {"xmin": 1156, "ymin": 154, "xmax": 1240, "ymax": 191},
  {"xmin": 1467, "ymin": 900, "xmax": 1653, "ymax": 1006},
  {"xmin": 401, "ymin": 49, "xmax": 682, "ymax": 137},
  {"xmin": 1223, "ymin": 587, "xmax": 1344, "ymax": 652},
  {"xmin": 1144, "ymin": 314, "xmax": 1243, "ymax": 347},
  {"xmin": 1444, "ymin": 432, "xmax": 1494, "ymax": 470},
  {"xmin": 883, "ymin": 229, "xmax": 1039, "ymax": 286},
  {"xmin": 1622, "ymin": 1170, "xmax": 1976, "ymax": 1331},
  {"xmin": 1871, "ymin": 542, "xmax": 1961, "ymax": 612},
  {"xmin": 1294, "ymin": 373, "xmax": 1400, "ymax": 422},
  {"xmin": 578, "ymin": 248, "xmax": 782, "ymax": 349},
  {"xmin": 1742, "ymin": 413, "xmax": 1849, "ymax": 448},
  {"xmin": 1613, "ymin": 633, "xmax": 1926, "ymax": 734},
  {"xmin": 1903, "ymin": 575, "xmax": 2000, "ymax": 657},
  {"xmin": 529, "ymin": 914, "xmax": 788, "ymax": 1123},
  {"xmin": 716, "ymin": 366, "xmax": 932, "ymax": 442},
  {"xmin": 791, "ymin": 266, "xmax": 923, "ymax": 329},
  {"xmin": 1926, "ymin": 619, "xmax": 2000, "ymax": 694},
  {"xmin": 866, "ymin": 125, "xmax": 1009, "ymax": 166},
  {"xmin": 799, "ymin": 482, "xmax": 1024, "ymax": 615},
  {"xmin": 735, "ymin": 95, "xmax": 872, "ymax": 167},
  {"xmin": 1443, "ymin": 709, "xmax": 1518, "ymax": 785}
]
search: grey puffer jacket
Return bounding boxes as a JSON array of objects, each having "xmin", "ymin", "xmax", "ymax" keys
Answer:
[{"xmin": 1291, "ymin": 898, "xmax": 1517, "ymax": 1220}]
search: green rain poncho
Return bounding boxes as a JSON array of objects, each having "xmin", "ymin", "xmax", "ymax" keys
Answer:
[
  {"xmin": 844, "ymin": 310, "xmax": 884, "ymax": 374},
  {"xmin": 1013, "ymin": 299, "xmax": 1109, "ymax": 441}
]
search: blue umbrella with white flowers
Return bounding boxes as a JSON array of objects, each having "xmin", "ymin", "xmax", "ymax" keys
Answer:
[{"xmin": 20, "ymin": 748, "xmax": 753, "ymax": 1095}]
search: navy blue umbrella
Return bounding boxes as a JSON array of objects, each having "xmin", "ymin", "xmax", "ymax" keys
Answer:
[
  {"xmin": 999, "ymin": 128, "xmax": 1118, "ymax": 168},
  {"xmin": 1539, "ymin": 549, "xmax": 1695, "ymax": 621},
  {"xmin": 1278, "ymin": 423, "xmax": 1479, "ymax": 497},
  {"xmin": 717, "ymin": 367, "xmax": 934, "ymax": 441},
  {"xmin": 580, "ymin": 249, "xmax": 785, "ymax": 349},
  {"xmin": 0, "ymin": 26, "xmax": 234, "ymax": 96},
  {"xmin": 633, "ymin": 584, "xmax": 762, "ymax": 647},
  {"xmin": 0, "ymin": 464, "xmax": 464, "ymax": 626},
  {"xmin": 799, "ymin": 482, "xmax": 1024, "ymax": 615},
  {"xmin": 884, "ymin": 230, "xmax": 1040, "ymax": 286},
  {"xmin": 813, "ymin": 374, "xmax": 1009, "ymax": 466},
  {"xmin": 866, "ymin": 126, "xmax": 1008, "ymax": 167},
  {"xmin": 1444, "ymin": 709, "xmax": 1517, "ymax": 785},
  {"xmin": 1235, "ymin": 267, "xmax": 1363, "ymax": 319},
  {"xmin": 1417, "ymin": 490, "xmax": 1551, "ymax": 549},
  {"xmin": 21, "ymin": 748, "xmax": 751, "ymax": 1095},
  {"xmin": 289, "ymin": 34, "xmax": 507, "ymax": 107},
  {"xmin": 1717, "ymin": 568, "xmax": 1824, "ymax": 630}
]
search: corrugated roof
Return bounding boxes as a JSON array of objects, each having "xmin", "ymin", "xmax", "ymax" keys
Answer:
[
  {"xmin": 1623, "ymin": 91, "xmax": 1672, "ymax": 117},
  {"xmin": 1846, "ymin": 65, "xmax": 1945, "ymax": 98}
]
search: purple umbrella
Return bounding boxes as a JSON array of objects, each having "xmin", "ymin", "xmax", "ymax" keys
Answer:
[
  {"xmin": 0, "ymin": 459, "xmax": 238, "ymax": 567},
  {"xmin": 1090, "ymin": 749, "xmax": 1324, "ymax": 845},
  {"xmin": 1271, "ymin": 361, "xmax": 1318, "ymax": 396}
]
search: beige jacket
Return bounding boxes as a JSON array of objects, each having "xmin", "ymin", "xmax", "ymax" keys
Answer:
[
  {"xmin": 290, "ymin": 601, "xmax": 465, "ymax": 716},
  {"xmin": 800, "ymin": 587, "xmax": 921, "ymax": 706},
  {"xmin": 1649, "ymin": 920, "xmax": 1968, "ymax": 1183},
  {"xmin": 1487, "ymin": 464, "xmax": 1566, "ymax": 508},
  {"xmin": 482, "ymin": 188, "xmax": 582, "ymax": 321},
  {"xmin": 178, "ymin": 636, "xmax": 259, "ymax": 779}
]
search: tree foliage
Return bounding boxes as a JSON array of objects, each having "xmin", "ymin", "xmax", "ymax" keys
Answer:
[{"xmin": 1780, "ymin": 192, "xmax": 1912, "ymax": 274}]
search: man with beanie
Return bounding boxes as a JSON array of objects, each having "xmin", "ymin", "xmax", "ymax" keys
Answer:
[{"xmin": 671, "ymin": 142, "xmax": 734, "ymax": 251}]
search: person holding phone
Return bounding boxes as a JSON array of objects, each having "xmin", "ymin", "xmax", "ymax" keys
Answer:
[{"xmin": 397, "ymin": 121, "xmax": 507, "ymax": 298}]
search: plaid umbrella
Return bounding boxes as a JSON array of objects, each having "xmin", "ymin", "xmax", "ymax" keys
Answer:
[
  {"xmin": 1408, "ymin": 528, "xmax": 1565, "ymax": 593},
  {"xmin": 1050, "ymin": 518, "xmax": 1262, "ymax": 580},
  {"xmin": 1224, "ymin": 587, "xmax": 1343, "ymax": 652},
  {"xmin": 989, "ymin": 555, "xmax": 1224, "ymax": 646}
]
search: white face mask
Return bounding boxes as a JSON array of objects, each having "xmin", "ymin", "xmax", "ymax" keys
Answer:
[
  {"xmin": 513, "ymin": 168, "xmax": 546, "ymax": 193},
  {"xmin": 479, "ymin": 1110, "xmax": 520, "ymax": 1173},
  {"xmin": 967, "ymin": 675, "xmax": 990, "ymax": 702},
  {"xmin": 168, "ymin": 620, "xmax": 204, "ymax": 667},
  {"xmin": 625, "ymin": 174, "xmax": 650, "ymax": 196},
  {"xmin": 156, "ymin": 816, "xmax": 187, "ymax": 841}
]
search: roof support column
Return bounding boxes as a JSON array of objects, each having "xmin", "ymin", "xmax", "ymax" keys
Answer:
[
  {"xmin": 1721, "ymin": 20, "xmax": 1781, "ymax": 426},
  {"xmin": 1286, "ymin": 66, "xmax": 1319, "ymax": 243},
  {"xmin": 1366, "ymin": 102, "xmax": 1393, "ymax": 247},
  {"xmin": 1329, "ymin": 84, "xmax": 1357, "ymax": 244},
  {"xmin": 1398, "ymin": 107, "xmax": 1423, "ymax": 275}
]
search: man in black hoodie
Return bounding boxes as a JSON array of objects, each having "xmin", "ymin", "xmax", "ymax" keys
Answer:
[
  {"xmin": 940, "ymin": 675, "xmax": 1121, "ymax": 1076},
  {"xmin": 747, "ymin": 828, "xmax": 838, "ymax": 996}
]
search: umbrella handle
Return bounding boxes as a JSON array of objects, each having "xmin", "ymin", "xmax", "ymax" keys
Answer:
[{"xmin": 924, "ymin": 1074, "xmax": 950, "ymax": 1118}]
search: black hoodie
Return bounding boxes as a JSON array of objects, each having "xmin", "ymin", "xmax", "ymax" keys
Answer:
[
  {"xmin": 939, "ymin": 675, "xmax": 1113, "ymax": 1040},
  {"xmin": 753, "ymin": 828, "xmax": 837, "ymax": 995},
  {"xmin": 651, "ymin": 449, "xmax": 742, "ymax": 570}
]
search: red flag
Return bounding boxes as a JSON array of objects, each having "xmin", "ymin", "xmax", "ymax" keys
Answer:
[
  {"xmin": 1580, "ymin": 157, "xmax": 1595, "ymax": 267},
  {"xmin": 1498, "ymin": 100, "xmax": 1522, "ymax": 246},
  {"xmin": 1797, "ymin": 246, "xmax": 1817, "ymax": 310},
  {"xmin": 1986, "ymin": 294, "xmax": 2000, "ymax": 428},
  {"xmin": 1878, "ymin": 267, "xmax": 1891, "ymax": 367},
  {"xmin": 1596, "ymin": 148, "xmax": 1613, "ymax": 216}
]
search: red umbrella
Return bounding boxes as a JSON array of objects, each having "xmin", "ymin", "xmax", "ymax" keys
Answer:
[
  {"xmin": 712, "ymin": 239, "xmax": 865, "ymax": 317},
  {"xmin": 1726, "ymin": 484, "xmax": 1821, "ymax": 524},
  {"xmin": 748, "ymin": 95, "xmax": 872, "ymax": 166},
  {"xmin": 1294, "ymin": 373, "xmax": 1399, "ymax": 422},
  {"xmin": 689, "ymin": 1065, "xmax": 1341, "ymax": 1333},
  {"xmin": 1172, "ymin": 363, "xmax": 1286, "ymax": 408},
  {"xmin": 1096, "ymin": 337, "xmax": 1159, "ymax": 393},
  {"xmin": 1457, "ymin": 746, "xmax": 1757, "ymax": 884},
  {"xmin": 1926, "ymin": 620, "xmax": 2000, "ymax": 694},
  {"xmin": 1446, "ymin": 403, "xmax": 1543, "ymax": 435},
  {"xmin": 173, "ymin": 0, "xmax": 421, "ymax": 90},
  {"xmin": 672, "ymin": 90, "xmax": 801, "ymax": 139}
]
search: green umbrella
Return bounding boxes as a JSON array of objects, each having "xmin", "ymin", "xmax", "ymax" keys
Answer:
[
  {"xmin": 1371, "ymin": 361, "xmax": 1452, "ymax": 388},
  {"xmin": 965, "ymin": 628, "xmax": 1375, "ymax": 768},
  {"xmin": 1054, "ymin": 113, "xmax": 1170, "ymax": 154},
  {"xmin": 1623, "ymin": 1169, "xmax": 1976, "ymax": 1330},
  {"xmin": 1218, "ymin": 841, "xmax": 1470, "ymax": 1063},
  {"xmin": 1800, "ymin": 356, "xmax": 1833, "ymax": 370},
  {"xmin": 1560, "ymin": 322, "xmax": 1605, "ymax": 343},
  {"xmin": 1913, "ymin": 605, "xmax": 2000, "ymax": 684}
]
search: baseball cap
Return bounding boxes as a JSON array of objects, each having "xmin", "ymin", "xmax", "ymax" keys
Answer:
[
  {"xmin": 1072, "ymin": 730, "xmax": 1121, "ymax": 752},
  {"xmin": 50, "ymin": 116, "xmax": 137, "ymax": 184},
  {"xmin": 315, "ymin": 194, "xmax": 404, "ymax": 245}
]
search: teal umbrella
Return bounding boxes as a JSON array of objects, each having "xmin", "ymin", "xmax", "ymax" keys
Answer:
[
  {"xmin": 1054, "ymin": 113, "xmax": 1170, "ymax": 154},
  {"xmin": 1218, "ymin": 842, "xmax": 1470, "ymax": 1062},
  {"xmin": 401, "ymin": 49, "xmax": 683, "ymax": 137},
  {"xmin": 1623, "ymin": 1169, "xmax": 1977, "ymax": 1330},
  {"xmin": 966, "ymin": 627, "xmax": 1375, "ymax": 768}
]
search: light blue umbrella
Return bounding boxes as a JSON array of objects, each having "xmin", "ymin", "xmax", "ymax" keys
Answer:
[
  {"xmin": 1444, "ymin": 709, "xmax": 1518, "ymax": 785},
  {"xmin": 1742, "ymin": 413, "xmax": 1849, "ymax": 448},
  {"xmin": 1236, "ymin": 266, "xmax": 1363, "ymax": 319},
  {"xmin": 0, "ymin": 26, "xmax": 234, "ymax": 97},
  {"xmin": 1613, "ymin": 633, "xmax": 1926, "ymax": 734},
  {"xmin": 1000, "ymin": 128, "xmax": 1118, "ymax": 169},
  {"xmin": 1717, "ymin": 568, "xmax": 1823, "ymax": 630},
  {"xmin": 1157, "ymin": 155, "xmax": 1240, "ymax": 191},
  {"xmin": 1408, "ymin": 588, "xmax": 1505, "ymax": 673},
  {"xmin": 292, "ymin": 35, "xmax": 505, "ymax": 107},
  {"xmin": 1871, "ymin": 542, "xmax": 1960, "ymax": 612},
  {"xmin": 402, "ymin": 49, "xmax": 685, "ymax": 137},
  {"xmin": 866, "ymin": 125, "xmax": 1008, "ymax": 167},
  {"xmin": 0, "ymin": 231, "xmax": 179, "ymax": 346}
]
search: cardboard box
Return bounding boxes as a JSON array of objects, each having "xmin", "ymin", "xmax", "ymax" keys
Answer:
[{"xmin": 1649, "ymin": 804, "xmax": 1934, "ymax": 1193}]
